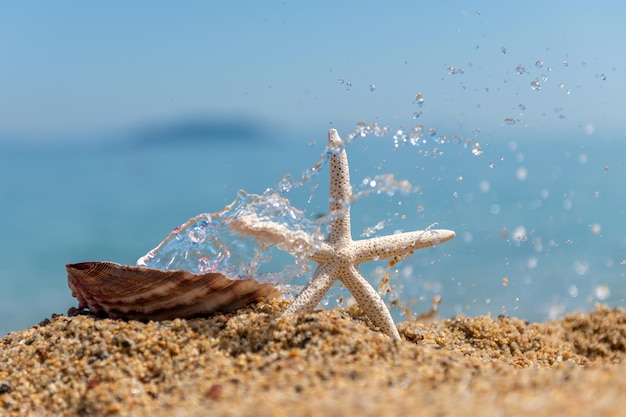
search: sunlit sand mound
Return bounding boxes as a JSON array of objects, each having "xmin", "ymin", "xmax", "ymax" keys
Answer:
[{"xmin": 1, "ymin": 301, "xmax": 625, "ymax": 416}]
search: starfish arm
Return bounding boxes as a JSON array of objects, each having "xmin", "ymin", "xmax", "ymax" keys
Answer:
[
  {"xmin": 282, "ymin": 263, "xmax": 336, "ymax": 315},
  {"xmin": 327, "ymin": 129, "xmax": 353, "ymax": 244},
  {"xmin": 353, "ymin": 229, "xmax": 456, "ymax": 263},
  {"xmin": 229, "ymin": 213, "xmax": 321, "ymax": 258},
  {"xmin": 341, "ymin": 265, "xmax": 401, "ymax": 340}
]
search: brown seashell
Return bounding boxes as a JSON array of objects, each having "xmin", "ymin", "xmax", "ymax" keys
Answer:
[{"xmin": 66, "ymin": 261, "xmax": 282, "ymax": 321}]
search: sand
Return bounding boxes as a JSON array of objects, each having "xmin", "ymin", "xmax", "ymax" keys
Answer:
[{"xmin": 1, "ymin": 300, "xmax": 626, "ymax": 416}]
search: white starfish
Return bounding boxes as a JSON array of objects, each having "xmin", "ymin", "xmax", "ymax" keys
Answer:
[{"xmin": 231, "ymin": 129, "xmax": 455, "ymax": 339}]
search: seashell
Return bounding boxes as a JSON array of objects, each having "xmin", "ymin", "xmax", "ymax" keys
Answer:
[{"xmin": 66, "ymin": 261, "xmax": 282, "ymax": 321}]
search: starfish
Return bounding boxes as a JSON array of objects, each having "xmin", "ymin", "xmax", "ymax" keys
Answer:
[{"xmin": 231, "ymin": 129, "xmax": 455, "ymax": 339}]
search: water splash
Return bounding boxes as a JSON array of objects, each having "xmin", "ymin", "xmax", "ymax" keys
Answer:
[
  {"xmin": 357, "ymin": 174, "xmax": 413, "ymax": 198},
  {"xmin": 138, "ymin": 190, "xmax": 320, "ymax": 286},
  {"xmin": 390, "ymin": 119, "xmax": 484, "ymax": 159},
  {"xmin": 361, "ymin": 220, "xmax": 387, "ymax": 238},
  {"xmin": 137, "ymin": 123, "xmax": 389, "ymax": 286},
  {"xmin": 137, "ymin": 121, "xmax": 454, "ymax": 296}
]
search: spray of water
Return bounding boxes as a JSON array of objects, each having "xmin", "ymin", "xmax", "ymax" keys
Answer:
[{"xmin": 137, "ymin": 121, "xmax": 471, "ymax": 305}]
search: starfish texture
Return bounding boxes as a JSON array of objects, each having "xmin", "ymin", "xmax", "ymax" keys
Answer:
[{"xmin": 231, "ymin": 129, "xmax": 455, "ymax": 339}]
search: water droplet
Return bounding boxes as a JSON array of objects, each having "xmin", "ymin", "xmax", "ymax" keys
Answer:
[
  {"xmin": 535, "ymin": 60, "xmax": 544, "ymax": 68},
  {"xmin": 471, "ymin": 141, "xmax": 483, "ymax": 157},
  {"xmin": 573, "ymin": 260, "xmax": 588, "ymax": 275},
  {"xmin": 447, "ymin": 66, "xmax": 464, "ymax": 75},
  {"xmin": 369, "ymin": 84, "xmax": 376, "ymax": 92},
  {"xmin": 515, "ymin": 65, "xmax": 525, "ymax": 75},
  {"xmin": 594, "ymin": 285, "xmax": 610, "ymax": 301},
  {"xmin": 488, "ymin": 162, "xmax": 495, "ymax": 169},
  {"xmin": 512, "ymin": 226, "xmax": 527, "ymax": 241},
  {"xmin": 600, "ymin": 73, "xmax": 607, "ymax": 80},
  {"xmin": 277, "ymin": 174, "xmax": 296, "ymax": 194},
  {"xmin": 518, "ymin": 103, "xmax": 526, "ymax": 110},
  {"xmin": 489, "ymin": 204, "xmax": 500, "ymax": 214},
  {"xmin": 516, "ymin": 167, "xmax": 528, "ymax": 181},
  {"xmin": 501, "ymin": 47, "xmax": 507, "ymax": 54},
  {"xmin": 336, "ymin": 296, "xmax": 345, "ymax": 307},
  {"xmin": 338, "ymin": 78, "xmax": 345, "ymax": 84},
  {"xmin": 590, "ymin": 223, "xmax": 601, "ymax": 235},
  {"xmin": 530, "ymin": 80, "xmax": 541, "ymax": 91},
  {"xmin": 567, "ymin": 285, "xmax": 579, "ymax": 298},
  {"xmin": 504, "ymin": 118, "xmax": 516, "ymax": 125},
  {"xmin": 563, "ymin": 199, "xmax": 573, "ymax": 210},
  {"xmin": 562, "ymin": 60, "xmax": 569, "ymax": 67},
  {"xmin": 414, "ymin": 92, "xmax": 424, "ymax": 106},
  {"xmin": 189, "ymin": 228, "xmax": 206, "ymax": 243}
]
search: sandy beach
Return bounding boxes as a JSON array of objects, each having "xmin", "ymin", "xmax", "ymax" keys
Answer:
[{"xmin": 1, "ymin": 300, "xmax": 625, "ymax": 416}]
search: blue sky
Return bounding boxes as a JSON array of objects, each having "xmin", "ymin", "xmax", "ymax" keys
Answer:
[{"xmin": 1, "ymin": 1, "xmax": 625, "ymax": 140}]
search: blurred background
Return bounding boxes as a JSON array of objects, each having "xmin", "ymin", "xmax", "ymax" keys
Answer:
[{"xmin": 2, "ymin": 1, "xmax": 626, "ymax": 335}]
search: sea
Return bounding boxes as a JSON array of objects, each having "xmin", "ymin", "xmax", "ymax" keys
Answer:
[{"xmin": 1, "ymin": 122, "xmax": 625, "ymax": 336}]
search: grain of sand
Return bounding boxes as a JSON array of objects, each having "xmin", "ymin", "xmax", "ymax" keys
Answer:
[{"xmin": 2, "ymin": 300, "xmax": 626, "ymax": 416}]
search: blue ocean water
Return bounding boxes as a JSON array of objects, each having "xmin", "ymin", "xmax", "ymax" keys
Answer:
[{"xmin": 1, "ymin": 126, "xmax": 625, "ymax": 335}]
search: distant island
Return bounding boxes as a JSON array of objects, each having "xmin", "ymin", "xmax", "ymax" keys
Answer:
[{"xmin": 130, "ymin": 115, "xmax": 270, "ymax": 147}]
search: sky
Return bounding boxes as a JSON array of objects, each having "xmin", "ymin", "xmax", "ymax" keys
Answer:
[{"xmin": 1, "ymin": 1, "xmax": 626, "ymax": 141}]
